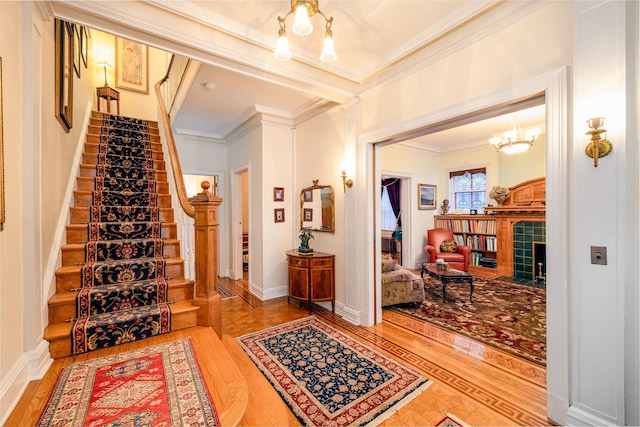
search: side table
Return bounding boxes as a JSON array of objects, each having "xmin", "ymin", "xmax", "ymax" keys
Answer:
[{"xmin": 96, "ymin": 86, "xmax": 120, "ymax": 115}]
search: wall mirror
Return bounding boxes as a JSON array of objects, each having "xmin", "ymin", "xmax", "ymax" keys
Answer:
[
  {"xmin": 300, "ymin": 180, "xmax": 335, "ymax": 233},
  {"xmin": 55, "ymin": 19, "xmax": 73, "ymax": 132}
]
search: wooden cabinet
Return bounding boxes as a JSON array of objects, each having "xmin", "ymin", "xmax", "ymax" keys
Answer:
[{"xmin": 286, "ymin": 250, "xmax": 335, "ymax": 312}]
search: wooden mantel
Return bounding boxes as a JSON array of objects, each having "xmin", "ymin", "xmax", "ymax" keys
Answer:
[{"xmin": 485, "ymin": 177, "xmax": 546, "ymax": 277}]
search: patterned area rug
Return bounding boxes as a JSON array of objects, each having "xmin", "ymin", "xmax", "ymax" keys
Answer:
[
  {"xmin": 37, "ymin": 338, "xmax": 219, "ymax": 426},
  {"xmin": 71, "ymin": 114, "xmax": 171, "ymax": 354},
  {"xmin": 436, "ymin": 413, "xmax": 468, "ymax": 426},
  {"xmin": 237, "ymin": 316, "xmax": 432, "ymax": 426},
  {"xmin": 387, "ymin": 275, "xmax": 546, "ymax": 365}
]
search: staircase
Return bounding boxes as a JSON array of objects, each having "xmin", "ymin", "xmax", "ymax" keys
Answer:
[{"xmin": 44, "ymin": 111, "xmax": 199, "ymax": 358}]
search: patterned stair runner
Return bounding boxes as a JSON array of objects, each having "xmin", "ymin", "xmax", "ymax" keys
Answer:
[{"xmin": 71, "ymin": 114, "xmax": 171, "ymax": 354}]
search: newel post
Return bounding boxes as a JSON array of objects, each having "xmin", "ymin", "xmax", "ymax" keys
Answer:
[{"xmin": 188, "ymin": 181, "xmax": 223, "ymax": 337}]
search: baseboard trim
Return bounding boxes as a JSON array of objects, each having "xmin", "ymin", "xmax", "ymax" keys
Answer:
[
  {"xmin": 0, "ymin": 339, "xmax": 52, "ymax": 426},
  {"xmin": 336, "ymin": 302, "xmax": 361, "ymax": 325},
  {"xmin": 546, "ymin": 391, "xmax": 568, "ymax": 425},
  {"xmin": 567, "ymin": 404, "xmax": 619, "ymax": 426}
]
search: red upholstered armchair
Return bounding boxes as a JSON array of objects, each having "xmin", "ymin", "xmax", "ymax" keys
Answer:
[{"xmin": 425, "ymin": 228, "xmax": 471, "ymax": 272}]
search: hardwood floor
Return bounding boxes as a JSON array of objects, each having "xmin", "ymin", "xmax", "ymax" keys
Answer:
[{"xmin": 8, "ymin": 276, "xmax": 553, "ymax": 426}]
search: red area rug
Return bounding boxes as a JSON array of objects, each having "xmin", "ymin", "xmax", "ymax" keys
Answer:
[
  {"xmin": 387, "ymin": 275, "xmax": 546, "ymax": 365},
  {"xmin": 237, "ymin": 316, "xmax": 432, "ymax": 426},
  {"xmin": 37, "ymin": 338, "xmax": 219, "ymax": 426}
]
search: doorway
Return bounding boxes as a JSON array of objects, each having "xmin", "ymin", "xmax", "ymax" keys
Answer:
[{"xmin": 232, "ymin": 166, "xmax": 249, "ymax": 280}]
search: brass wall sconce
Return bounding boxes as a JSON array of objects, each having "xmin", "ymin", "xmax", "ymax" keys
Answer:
[
  {"xmin": 341, "ymin": 170, "xmax": 353, "ymax": 192},
  {"xmin": 585, "ymin": 117, "xmax": 613, "ymax": 167}
]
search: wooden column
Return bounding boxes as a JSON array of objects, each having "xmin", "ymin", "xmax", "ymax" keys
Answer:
[{"xmin": 189, "ymin": 181, "xmax": 223, "ymax": 337}]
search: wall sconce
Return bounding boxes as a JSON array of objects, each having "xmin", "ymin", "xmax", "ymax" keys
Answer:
[
  {"xmin": 341, "ymin": 170, "xmax": 353, "ymax": 192},
  {"xmin": 585, "ymin": 117, "xmax": 613, "ymax": 167}
]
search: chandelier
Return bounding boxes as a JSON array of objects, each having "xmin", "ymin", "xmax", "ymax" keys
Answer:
[
  {"xmin": 274, "ymin": 0, "xmax": 336, "ymax": 62},
  {"xmin": 489, "ymin": 115, "xmax": 540, "ymax": 154}
]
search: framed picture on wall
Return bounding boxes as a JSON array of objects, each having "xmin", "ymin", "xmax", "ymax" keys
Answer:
[
  {"xmin": 273, "ymin": 187, "xmax": 284, "ymax": 201},
  {"xmin": 274, "ymin": 208, "xmax": 285, "ymax": 223},
  {"xmin": 418, "ymin": 183, "xmax": 437, "ymax": 210},
  {"xmin": 303, "ymin": 189, "xmax": 313, "ymax": 202},
  {"xmin": 115, "ymin": 37, "xmax": 149, "ymax": 94},
  {"xmin": 303, "ymin": 208, "xmax": 313, "ymax": 222}
]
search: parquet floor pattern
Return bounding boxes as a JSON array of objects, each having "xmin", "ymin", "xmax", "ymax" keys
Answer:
[
  {"xmin": 8, "ymin": 275, "xmax": 554, "ymax": 426},
  {"xmin": 220, "ymin": 276, "xmax": 553, "ymax": 426}
]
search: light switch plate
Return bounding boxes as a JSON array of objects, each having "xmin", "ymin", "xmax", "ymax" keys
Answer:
[{"xmin": 590, "ymin": 246, "xmax": 607, "ymax": 265}]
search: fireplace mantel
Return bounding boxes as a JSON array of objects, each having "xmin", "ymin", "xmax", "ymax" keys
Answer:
[{"xmin": 485, "ymin": 177, "xmax": 546, "ymax": 277}]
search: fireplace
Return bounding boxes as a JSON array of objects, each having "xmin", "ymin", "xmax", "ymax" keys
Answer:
[
  {"xmin": 532, "ymin": 242, "xmax": 546, "ymax": 283},
  {"xmin": 513, "ymin": 221, "xmax": 546, "ymax": 281}
]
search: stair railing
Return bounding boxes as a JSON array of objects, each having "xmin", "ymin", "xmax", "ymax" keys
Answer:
[
  {"xmin": 155, "ymin": 54, "xmax": 223, "ymax": 336},
  {"xmin": 155, "ymin": 55, "xmax": 195, "ymax": 218}
]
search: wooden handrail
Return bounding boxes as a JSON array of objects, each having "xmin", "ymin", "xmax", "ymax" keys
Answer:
[{"xmin": 154, "ymin": 55, "xmax": 195, "ymax": 218}]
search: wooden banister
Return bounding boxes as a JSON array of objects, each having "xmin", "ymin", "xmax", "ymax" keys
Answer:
[{"xmin": 154, "ymin": 55, "xmax": 195, "ymax": 218}]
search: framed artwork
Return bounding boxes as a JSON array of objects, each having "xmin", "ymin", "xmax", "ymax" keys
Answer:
[
  {"xmin": 0, "ymin": 57, "xmax": 4, "ymax": 231},
  {"xmin": 72, "ymin": 24, "xmax": 81, "ymax": 78},
  {"xmin": 273, "ymin": 187, "xmax": 284, "ymax": 201},
  {"xmin": 54, "ymin": 19, "xmax": 73, "ymax": 133},
  {"xmin": 274, "ymin": 208, "xmax": 285, "ymax": 223},
  {"xmin": 303, "ymin": 189, "xmax": 313, "ymax": 202},
  {"xmin": 115, "ymin": 37, "xmax": 149, "ymax": 93},
  {"xmin": 303, "ymin": 208, "xmax": 313, "ymax": 222},
  {"xmin": 418, "ymin": 184, "xmax": 437, "ymax": 210},
  {"xmin": 80, "ymin": 26, "xmax": 88, "ymax": 68}
]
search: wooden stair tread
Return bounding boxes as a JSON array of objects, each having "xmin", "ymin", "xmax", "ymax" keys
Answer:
[
  {"xmin": 48, "ymin": 278, "xmax": 194, "ymax": 306},
  {"xmin": 44, "ymin": 301, "xmax": 199, "ymax": 340}
]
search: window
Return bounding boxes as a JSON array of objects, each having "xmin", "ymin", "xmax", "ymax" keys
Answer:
[
  {"xmin": 380, "ymin": 187, "xmax": 397, "ymax": 230},
  {"xmin": 449, "ymin": 168, "xmax": 486, "ymax": 211}
]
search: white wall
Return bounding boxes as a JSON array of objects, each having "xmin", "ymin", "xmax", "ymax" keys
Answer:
[
  {"xmin": 568, "ymin": 1, "xmax": 638, "ymax": 425},
  {"xmin": 295, "ymin": 107, "xmax": 347, "ymax": 310},
  {"xmin": 260, "ymin": 118, "xmax": 294, "ymax": 299},
  {"xmin": 227, "ymin": 117, "xmax": 263, "ymax": 288}
]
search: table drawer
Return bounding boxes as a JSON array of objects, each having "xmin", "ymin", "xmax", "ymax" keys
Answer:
[
  {"xmin": 288, "ymin": 257, "xmax": 309, "ymax": 268},
  {"xmin": 311, "ymin": 258, "xmax": 333, "ymax": 267}
]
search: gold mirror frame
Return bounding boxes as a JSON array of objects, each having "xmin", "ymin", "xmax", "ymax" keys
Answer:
[
  {"xmin": 300, "ymin": 180, "xmax": 335, "ymax": 233},
  {"xmin": 55, "ymin": 19, "xmax": 73, "ymax": 133}
]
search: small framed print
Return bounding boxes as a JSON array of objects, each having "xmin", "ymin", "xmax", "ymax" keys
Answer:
[
  {"xmin": 303, "ymin": 208, "xmax": 313, "ymax": 222},
  {"xmin": 470, "ymin": 209, "xmax": 478, "ymax": 215},
  {"xmin": 417, "ymin": 183, "xmax": 437, "ymax": 210},
  {"xmin": 274, "ymin": 208, "xmax": 285, "ymax": 223},
  {"xmin": 303, "ymin": 189, "xmax": 313, "ymax": 202},
  {"xmin": 274, "ymin": 187, "xmax": 284, "ymax": 201}
]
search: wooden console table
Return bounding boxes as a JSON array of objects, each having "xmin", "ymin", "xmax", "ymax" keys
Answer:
[
  {"xmin": 286, "ymin": 250, "xmax": 335, "ymax": 312},
  {"xmin": 96, "ymin": 86, "xmax": 120, "ymax": 115}
]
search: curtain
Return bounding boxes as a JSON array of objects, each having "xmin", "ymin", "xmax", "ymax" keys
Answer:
[{"xmin": 382, "ymin": 178, "xmax": 401, "ymax": 225}]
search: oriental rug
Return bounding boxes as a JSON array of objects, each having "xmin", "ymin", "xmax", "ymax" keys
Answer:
[
  {"xmin": 237, "ymin": 316, "xmax": 432, "ymax": 426},
  {"xmin": 37, "ymin": 338, "xmax": 219, "ymax": 427},
  {"xmin": 387, "ymin": 275, "xmax": 546, "ymax": 365},
  {"xmin": 435, "ymin": 413, "xmax": 468, "ymax": 427},
  {"xmin": 71, "ymin": 113, "xmax": 171, "ymax": 354}
]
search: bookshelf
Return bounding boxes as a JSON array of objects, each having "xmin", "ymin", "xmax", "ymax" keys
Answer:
[{"xmin": 434, "ymin": 214, "xmax": 499, "ymax": 278}]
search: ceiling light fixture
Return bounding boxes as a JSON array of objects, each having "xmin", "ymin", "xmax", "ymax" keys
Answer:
[
  {"xmin": 489, "ymin": 115, "xmax": 540, "ymax": 155},
  {"xmin": 274, "ymin": 0, "xmax": 336, "ymax": 62}
]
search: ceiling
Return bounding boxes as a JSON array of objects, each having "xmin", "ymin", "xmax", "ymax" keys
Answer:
[{"xmin": 58, "ymin": 1, "xmax": 546, "ymax": 150}]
